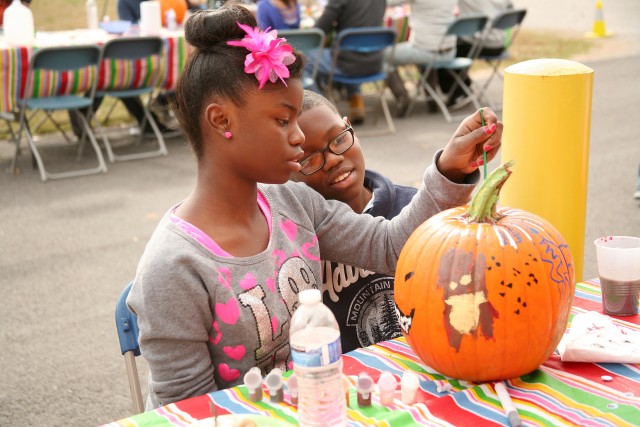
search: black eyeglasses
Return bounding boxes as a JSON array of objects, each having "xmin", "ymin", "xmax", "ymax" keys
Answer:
[{"xmin": 298, "ymin": 121, "xmax": 355, "ymax": 176}]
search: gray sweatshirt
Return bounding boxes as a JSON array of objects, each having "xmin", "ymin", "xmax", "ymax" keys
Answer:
[{"xmin": 128, "ymin": 153, "xmax": 478, "ymax": 408}]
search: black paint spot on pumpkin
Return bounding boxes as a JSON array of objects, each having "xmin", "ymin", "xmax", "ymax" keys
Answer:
[
  {"xmin": 517, "ymin": 297, "xmax": 521, "ymax": 303},
  {"xmin": 525, "ymin": 262, "xmax": 530, "ymax": 266},
  {"xmin": 488, "ymin": 266, "xmax": 492, "ymax": 271},
  {"xmin": 533, "ymin": 258, "xmax": 538, "ymax": 262},
  {"xmin": 527, "ymin": 281, "xmax": 531, "ymax": 286},
  {"xmin": 500, "ymin": 280, "xmax": 505, "ymax": 285},
  {"xmin": 491, "ymin": 256, "xmax": 495, "ymax": 260},
  {"xmin": 404, "ymin": 271, "xmax": 414, "ymax": 281},
  {"xmin": 507, "ymin": 283, "xmax": 513, "ymax": 288},
  {"xmin": 499, "ymin": 292, "xmax": 505, "ymax": 297},
  {"xmin": 515, "ymin": 309, "xmax": 520, "ymax": 315},
  {"xmin": 522, "ymin": 302, "xmax": 527, "ymax": 307},
  {"xmin": 496, "ymin": 262, "xmax": 501, "ymax": 267}
]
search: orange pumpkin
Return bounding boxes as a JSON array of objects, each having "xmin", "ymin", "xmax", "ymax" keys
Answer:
[
  {"xmin": 394, "ymin": 161, "xmax": 575, "ymax": 382},
  {"xmin": 159, "ymin": 0, "xmax": 188, "ymax": 26}
]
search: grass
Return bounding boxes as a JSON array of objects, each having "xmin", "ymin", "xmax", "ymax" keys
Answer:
[{"xmin": 0, "ymin": 5, "xmax": 596, "ymax": 139}]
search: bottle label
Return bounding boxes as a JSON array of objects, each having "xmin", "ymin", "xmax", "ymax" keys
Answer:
[{"xmin": 291, "ymin": 334, "xmax": 341, "ymax": 368}]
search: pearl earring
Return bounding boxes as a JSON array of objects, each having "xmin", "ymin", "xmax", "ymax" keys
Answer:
[{"xmin": 224, "ymin": 131, "xmax": 232, "ymax": 139}]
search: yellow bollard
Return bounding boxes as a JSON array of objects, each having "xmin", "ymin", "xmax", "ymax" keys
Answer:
[{"xmin": 500, "ymin": 59, "xmax": 594, "ymax": 282}]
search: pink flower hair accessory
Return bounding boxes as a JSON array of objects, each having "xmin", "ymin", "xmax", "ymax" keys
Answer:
[{"xmin": 227, "ymin": 23, "xmax": 296, "ymax": 89}]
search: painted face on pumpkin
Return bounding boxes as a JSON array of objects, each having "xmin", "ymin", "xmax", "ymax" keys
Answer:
[{"xmin": 437, "ymin": 249, "xmax": 498, "ymax": 351}]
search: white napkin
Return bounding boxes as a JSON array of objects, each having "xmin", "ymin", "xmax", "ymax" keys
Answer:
[{"xmin": 557, "ymin": 311, "xmax": 640, "ymax": 363}]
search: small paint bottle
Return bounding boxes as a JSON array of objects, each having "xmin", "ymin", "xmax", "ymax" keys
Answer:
[
  {"xmin": 243, "ymin": 367, "xmax": 263, "ymax": 402},
  {"xmin": 378, "ymin": 371, "xmax": 398, "ymax": 406},
  {"xmin": 356, "ymin": 372, "xmax": 374, "ymax": 406},
  {"xmin": 265, "ymin": 368, "xmax": 285, "ymax": 403},
  {"xmin": 400, "ymin": 371, "xmax": 420, "ymax": 404},
  {"xmin": 287, "ymin": 373, "xmax": 299, "ymax": 406}
]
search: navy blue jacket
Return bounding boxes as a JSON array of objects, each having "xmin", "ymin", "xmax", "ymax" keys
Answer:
[{"xmin": 322, "ymin": 169, "xmax": 418, "ymax": 353}]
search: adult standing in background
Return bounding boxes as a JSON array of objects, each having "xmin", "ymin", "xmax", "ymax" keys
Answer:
[
  {"xmin": 256, "ymin": 0, "xmax": 300, "ymax": 30},
  {"xmin": 312, "ymin": 0, "xmax": 386, "ymax": 124},
  {"xmin": 439, "ymin": 0, "xmax": 514, "ymax": 109},
  {"xmin": 385, "ymin": 0, "xmax": 456, "ymax": 117},
  {"xmin": 118, "ymin": 0, "xmax": 146, "ymax": 23}
]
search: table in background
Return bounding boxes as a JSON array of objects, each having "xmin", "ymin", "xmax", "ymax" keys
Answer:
[
  {"xmin": 105, "ymin": 279, "xmax": 640, "ymax": 426},
  {"xmin": 0, "ymin": 29, "xmax": 188, "ymax": 114}
]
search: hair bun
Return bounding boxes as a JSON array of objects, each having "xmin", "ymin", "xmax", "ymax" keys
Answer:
[{"xmin": 184, "ymin": 5, "xmax": 257, "ymax": 53}]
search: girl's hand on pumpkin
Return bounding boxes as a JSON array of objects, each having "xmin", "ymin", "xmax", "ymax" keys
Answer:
[{"xmin": 437, "ymin": 108, "xmax": 503, "ymax": 183}]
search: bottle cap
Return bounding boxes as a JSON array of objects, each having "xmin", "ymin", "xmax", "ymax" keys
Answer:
[
  {"xmin": 266, "ymin": 368, "xmax": 284, "ymax": 390},
  {"xmin": 298, "ymin": 288, "xmax": 321, "ymax": 305},
  {"xmin": 357, "ymin": 373, "xmax": 374, "ymax": 396},
  {"xmin": 243, "ymin": 367, "xmax": 262, "ymax": 392}
]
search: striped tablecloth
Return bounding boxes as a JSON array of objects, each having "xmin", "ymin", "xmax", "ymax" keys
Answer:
[
  {"xmin": 105, "ymin": 279, "xmax": 640, "ymax": 427},
  {"xmin": 0, "ymin": 30, "xmax": 188, "ymax": 113}
]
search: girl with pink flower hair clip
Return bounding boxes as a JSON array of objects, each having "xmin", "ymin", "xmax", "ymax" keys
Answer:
[{"xmin": 128, "ymin": 3, "xmax": 502, "ymax": 409}]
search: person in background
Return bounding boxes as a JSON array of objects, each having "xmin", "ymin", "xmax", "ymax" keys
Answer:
[
  {"xmin": 311, "ymin": 0, "xmax": 386, "ymax": 124},
  {"xmin": 127, "ymin": 4, "xmax": 502, "ymax": 407},
  {"xmin": 439, "ymin": 0, "xmax": 514, "ymax": 109},
  {"xmin": 290, "ymin": 90, "xmax": 422, "ymax": 352},
  {"xmin": 256, "ymin": 0, "xmax": 300, "ymax": 30},
  {"xmin": 69, "ymin": 0, "xmax": 172, "ymax": 139},
  {"xmin": 385, "ymin": 0, "xmax": 456, "ymax": 117},
  {"xmin": 117, "ymin": 0, "xmax": 146, "ymax": 23}
]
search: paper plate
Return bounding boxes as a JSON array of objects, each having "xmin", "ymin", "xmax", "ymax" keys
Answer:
[{"xmin": 189, "ymin": 414, "xmax": 295, "ymax": 427}]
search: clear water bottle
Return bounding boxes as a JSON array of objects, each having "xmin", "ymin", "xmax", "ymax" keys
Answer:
[
  {"xmin": 86, "ymin": 0, "xmax": 99, "ymax": 30},
  {"xmin": 165, "ymin": 8, "xmax": 177, "ymax": 31},
  {"xmin": 289, "ymin": 289, "xmax": 346, "ymax": 427}
]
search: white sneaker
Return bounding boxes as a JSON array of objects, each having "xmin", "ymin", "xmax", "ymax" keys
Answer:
[{"xmin": 634, "ymin": 190, "xmax": 640, "ymax": 200}]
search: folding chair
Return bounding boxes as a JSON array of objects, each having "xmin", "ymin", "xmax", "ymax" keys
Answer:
[
  {"xmin": 11, "ymin": 45, "xmax": 107, "ymax": 181},
  {"xmin": 477, "ymin": 8, "xmax": 527, "ymax": 110},
  {"xmin": 325, "ymin": 27, "xmax": 397, "ymax": 136},
  {"xmin": 115, "ymin": 282, "xmax": 144, "ymax": 414},
  {"xmin": 278, "ymin": 28, "xmax": 326, "ymax": 90},
  {"xmin": 408, "ymin": 15, "xmax": 489, "ymax": 122},
  {"xmin": 94, "ymin": 36, "xmax": 168, "ymax": 162}
]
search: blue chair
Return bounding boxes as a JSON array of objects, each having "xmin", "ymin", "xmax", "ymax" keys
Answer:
[
  {"xmin": 278, "ymin": 28, "xmax": 326, "ymax": 90},
  {"xmin": 477, "ymin": 8, "xmax": 528, "ymax": 110},
  {"xmin": 326, "ymin": 27, "xmax": 397, "ymax": 135},
  {"xmin": 11, "ymin": 45, "xmax": 107, "ymax": 181},
  {"xmin": 410, "ymin": 15, "xmax": 489, "ymax": 122},
  {"xmin": 115, "ymin": 282, "xmax": 144, "ymax": 414},
  {"xmin": 94, "ymin": 36, "xmax": 168, "ymax": 162}
]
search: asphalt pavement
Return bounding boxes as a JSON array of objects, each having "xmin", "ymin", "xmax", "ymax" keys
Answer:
[{"xmin": 1, "ymin": 1, "xmax": 639, "ymax": 425}]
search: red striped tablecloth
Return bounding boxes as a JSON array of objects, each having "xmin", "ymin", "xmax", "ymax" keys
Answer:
[
  {"xmin": 0, "ymin": 30, "xmax": 188, "ymax": 113},
  {"xmin": 105, "ymin": 279, "xmax": 640, "ymax": 427}
]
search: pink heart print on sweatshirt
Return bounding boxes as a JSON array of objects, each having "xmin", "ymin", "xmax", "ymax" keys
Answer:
[
  {"xmin": 215, "ymin": 297, "xmax": 240, "ymax": 325},
  {"xmin": 239, "ymin": 272, "xmax": 257, "ymax": 290},
  {"xmin": 218, "ymin": 363, "xmax": 241, "ymax": 382},
  {"xmin": 279, "ymin": 218, "xmax": 298, "ymax": 242},
  {"xmin": 223, "ymin": 345, "xmax": 246, "ymax": 361}
]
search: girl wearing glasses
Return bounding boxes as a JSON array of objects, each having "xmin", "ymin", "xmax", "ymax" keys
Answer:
[
  {"xmin": 128, "ymin": 4, "xmax": 502, "ymax": 408},
  {"xmin": 290, "ymin": 90, "xmax": 420, "ymax": 352}
]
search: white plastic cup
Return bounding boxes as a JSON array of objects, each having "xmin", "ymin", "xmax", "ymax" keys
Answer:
[
  {"xmin": 594, "ymin": 236, "xmax": 640, "ymax": 316},
  {"xmin": 140, "ymin": 0, "xmax": 162, "ymax": 35}
]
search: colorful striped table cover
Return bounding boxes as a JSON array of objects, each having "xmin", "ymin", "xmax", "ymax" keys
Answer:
[
  {"xmin": 0, "ymin": 31, "xmax": 188, "ymax": 113},
  {"xmin": 105, "ymin": 279, "xmax": 639, "ymax": 427}
]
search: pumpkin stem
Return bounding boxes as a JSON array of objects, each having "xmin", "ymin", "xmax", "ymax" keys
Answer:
[{"xmin": 467, "ymin": 160, "xmax": 515, "ymax": 223}]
